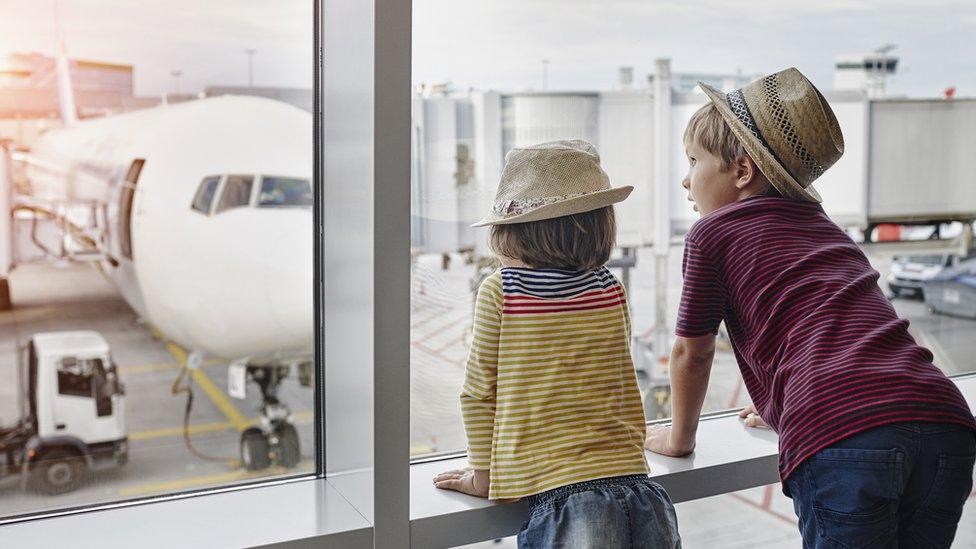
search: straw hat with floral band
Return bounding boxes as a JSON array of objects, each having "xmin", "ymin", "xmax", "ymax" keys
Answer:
[
  {"xmin": 698, "ymin": 67, "xmax": 845, "ymax": 203},
  {"xmin": 472, "ymin": 139, "xmax": 632, "ymax": 227}
]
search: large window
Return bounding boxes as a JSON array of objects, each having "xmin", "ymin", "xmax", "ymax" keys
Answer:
[
  {"xmin": 411, "ymin": 0, "xmax": 976, "ymax": 545},
  {"xmin": 215, "ymin": 175, "xmax": 255, "ymax": 213},
  {"xmin": 258, "ymin": 176, "xmax": 313, "ymax": 207},
  {"xmin": 0, "ymin": 1, "xmax": 314, "ymax": 521},
  {"xmin": 191, "ymin": 176, "xmax": 221, "ymax": 214}
]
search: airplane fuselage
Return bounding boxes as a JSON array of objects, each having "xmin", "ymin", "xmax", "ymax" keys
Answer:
[{"xmin": 27, "ymin": 96, "xmax": 313, "ymax": 361}]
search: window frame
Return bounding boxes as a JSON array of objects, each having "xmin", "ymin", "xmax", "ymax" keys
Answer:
[
  {"xmin": 5, "ymin": 2, "xmax": 976, "ymax": 547},
  {"xmin": 0, "ymin": 0, "xmax": 326, "ymax": 527}
]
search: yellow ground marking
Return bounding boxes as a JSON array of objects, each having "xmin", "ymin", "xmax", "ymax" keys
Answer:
[
  {"xmin": 187, "ymin": 367, "xmax": 251, "ymax": 432},
  {"xmin": 118, "ymin": 362, "xmax": 180, "ymax": 374},
  {"xmin": 119, "ymin": 358, "xmax": 223, "ymax": 375},
  {"xmin": 129, "ymin": 411, "xmax": 315, "ymax": 442},
  {"xmin": 129, "ymin": 420, "xmax": 238, "ymax": 441},
  {"xmin": 117, "ymin": 459, "xmax": 315, "ymax": 498},
  {"xmin": 149, "ymin": 327, "xmax": 251, "ymax": 433}
]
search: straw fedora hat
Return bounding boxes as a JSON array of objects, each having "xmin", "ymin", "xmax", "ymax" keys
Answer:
[
  {"xmin": 471, "ymin": 139, "xmax": 632, "ymax": 227},
  {"xmin": 699, "ymin": 67, "xmax": 844, "ymax": 203}
]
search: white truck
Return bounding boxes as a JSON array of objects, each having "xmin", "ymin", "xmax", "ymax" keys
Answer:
[{"xmin": 0, "ymin": 331, "xmax": 127, "ymax": 494}]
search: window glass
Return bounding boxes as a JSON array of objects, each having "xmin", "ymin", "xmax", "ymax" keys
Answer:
[
  {"xmin": 57, "ymin": 357, "xmax": 96, "ymax": 398},
  {"xmin": 412, "ymin": 1, "xmax": 974, "ymax": 542},
  {"xmin": 1, "ymin": 1, "xmax": 314, "ymax": 521},
  {"xmin": 191, "ymin": 176, "xmax": 221, "ymax": 214},
  {"xmin": 215, "ymin": 175, "xmax": 254, "ymax": 213},
  {"xmin": 258, "ymin": 176, "xmax": 313, "ymax": 207}
]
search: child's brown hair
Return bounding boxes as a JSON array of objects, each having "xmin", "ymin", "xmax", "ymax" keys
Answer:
[{"xmin": 489, "ymin": 206, "xmax": 615, "ymax": 271}]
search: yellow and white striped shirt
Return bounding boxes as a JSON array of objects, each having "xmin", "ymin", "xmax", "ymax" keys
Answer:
[{"xmin": 462, "ymin": 267, "xmax": 649, "ymax": 500}]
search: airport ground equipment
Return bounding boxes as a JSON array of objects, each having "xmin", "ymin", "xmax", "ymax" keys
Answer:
[
  {"xmin": 923, "ymin": 258, "xmax": 976, "ymax": 319},
  {"xmin": 0, "ymin": 331, "xmax": 128, "ymax": 494},
  {"xmin": 886, "ymin": 252, "xmax": 976, "ymax": 300}
]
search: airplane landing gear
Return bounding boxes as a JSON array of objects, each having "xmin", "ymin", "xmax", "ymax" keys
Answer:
[{"xmin": 238, "ymin": 364, "xmax": 301, "ymax": 471}]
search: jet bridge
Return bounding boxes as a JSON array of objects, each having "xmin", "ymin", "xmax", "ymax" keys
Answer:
[{"xmin": 0, "ymin": 145, "xmax": 114, "ymax": 310}]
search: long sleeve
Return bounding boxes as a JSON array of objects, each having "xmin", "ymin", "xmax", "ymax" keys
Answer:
[{"xmin": 460, "ymin": 274, "xmax": 502, "ymax": 469}]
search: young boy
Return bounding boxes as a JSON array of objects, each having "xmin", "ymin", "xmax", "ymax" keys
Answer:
[
  {"xmin": 645, "ymin": 67, "xmax": 976, "ymax": 548},
  {"xmin": 434, "ymin": 140, "xmax": 681, "ymax": 548}
]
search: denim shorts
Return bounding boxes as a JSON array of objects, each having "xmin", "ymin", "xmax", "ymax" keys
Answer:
[
  {"xmin": 517, "ymin": 474, "xmax": 681, "ymax": 549},
  {"xmin": 786, "ymin": 421, "xmax": 976, "ymax": 549}
]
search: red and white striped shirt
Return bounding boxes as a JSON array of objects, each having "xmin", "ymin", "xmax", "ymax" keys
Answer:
[{"xmin": 676, "ymin": 196, "xmax": 976, "ymax": 484}]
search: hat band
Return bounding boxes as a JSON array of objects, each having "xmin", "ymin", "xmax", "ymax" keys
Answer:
[
  {"xmin": 726, "ymin": 89, "xmax": 796, "ymax": 182},
  {"xmin": 491, "ymin": 191, "xmax": 593, "ymax": 217}
]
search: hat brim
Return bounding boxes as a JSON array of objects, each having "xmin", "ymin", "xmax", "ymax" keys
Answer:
[
  {"xmin": 699, "ymin": 82, "xmax": 822, "ymax": 203},
  {"xmin": 471, "ymin": 185, "xmax": 634, "ymax": 227}
]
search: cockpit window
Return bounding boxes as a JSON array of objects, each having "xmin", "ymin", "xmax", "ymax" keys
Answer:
[
  {"xmin": 258, "ymin": 177, "xmax": 313, "ymax": 207},
  {"xmin": 215, "ymin": 175, "xmax": 255, "ymax": 213},
  {"xmin": 191, "ymin": 176, "xmax": 221, "ymax": 214}
]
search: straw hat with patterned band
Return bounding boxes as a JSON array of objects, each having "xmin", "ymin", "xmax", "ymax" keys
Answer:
[
  {"xmin": 472, "ymin": 139, "xmax": 632, "ymax": 227},
  {"xmin": 699, "ymin": 67, "xmax": 844, "ymax": 203}
]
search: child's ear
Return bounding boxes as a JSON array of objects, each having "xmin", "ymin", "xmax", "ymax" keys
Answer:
[{"xmin": 734, "ymin": 156, "xmax": 759, "ymax": 190}]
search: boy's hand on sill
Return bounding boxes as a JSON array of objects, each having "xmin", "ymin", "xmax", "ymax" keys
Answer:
[
  {"xmin": 644, "ymin": 425, "xmax": 695, "ymax": 457},
  {"xmin": 433, "ymin": 467, "xmax": 490, "ymax": 498},
  {"xmin": 738, "ymin": 403, "xmax": 770, "ymax": 429}
]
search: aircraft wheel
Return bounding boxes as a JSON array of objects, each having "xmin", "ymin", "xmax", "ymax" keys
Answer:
[
  {"xmin": 241, "ymin": 427, "xmax": 271, "ymax": 471},
  {"xmin": 276, "ymin": 423, "xmax": 301, "ymax": 468}
]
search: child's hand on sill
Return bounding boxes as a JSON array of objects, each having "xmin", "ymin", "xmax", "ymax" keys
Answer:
[
  {"xmin": 433, "ymin": 467, "xmax": 490, "ymax": 498},
  {"xmin": 644, "ymin": 425, "xmax": 696, "ymax": 457},
  {"xmin": 738, "ymin": 403, "xmax": 770, "ymax": 429}
]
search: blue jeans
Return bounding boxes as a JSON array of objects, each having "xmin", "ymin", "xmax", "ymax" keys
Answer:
[
  {"xmin": 517, "ymin": 474, "xmax": 681, "ymax": 548},
  {"xmin": 785, "ymin": 422, "xmax": 976, "ymax": 548}
]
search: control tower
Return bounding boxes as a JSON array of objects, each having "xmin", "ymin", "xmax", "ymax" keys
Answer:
[{"xmin": 833, "ymin": 44, "xmax": 899, "ymax": 97}]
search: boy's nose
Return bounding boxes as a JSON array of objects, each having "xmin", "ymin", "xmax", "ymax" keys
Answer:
[{"xmin": 681, "ymin": 177, "xmax": 690, "ymax": 190}]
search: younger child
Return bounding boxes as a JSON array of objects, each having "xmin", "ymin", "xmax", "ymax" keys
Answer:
[
  {"xmin": 435, "ymin": 140, "xmax": 681, "ymax": 548},
  {"xmin": 645, "ymin": 68, "xmax": 976, "ymax": 548}
]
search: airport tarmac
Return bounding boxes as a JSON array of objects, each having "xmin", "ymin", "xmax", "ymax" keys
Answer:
[
  {"xmin": 1, "ymin": 246, "xmax": 975, "ymax": 547},
  {"xmin": 0, "ymin": 263, "xmax": 315, "ymax": 519}
]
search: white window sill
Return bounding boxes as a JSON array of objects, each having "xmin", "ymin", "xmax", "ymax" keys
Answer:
[
  {"xmin": 0, "ymin": 477, "xmax": 373, "ymax": 549},
  {"xmin": 3, "ymin": 375, "xmax": 973, "ymax": 548}
]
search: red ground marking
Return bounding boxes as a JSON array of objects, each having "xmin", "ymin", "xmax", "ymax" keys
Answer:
[
  {"xmin": 432, "ymin": 325, "xmax": 470, "ymax": 354},
  {"xmin": 411, "ymin": 310, "xmax": 449, "ymax": 330},
  {"xmin": 727, "ymin": 491, "xmax": 798, "ymax": 526},
  {"xmin": 412, "ymin": 340, "xmax": 464, "ymax": 367},
  {"xmin": 415, "ymin": 312, "xmax": 471, "ymax": 346}
]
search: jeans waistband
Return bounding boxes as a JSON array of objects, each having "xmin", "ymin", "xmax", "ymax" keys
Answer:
[{"xmin": 525, "ymin": 474, "xmax": 649, "ymax": 511}]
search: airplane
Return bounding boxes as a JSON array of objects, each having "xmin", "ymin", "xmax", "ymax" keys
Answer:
[{"xmin": 11, "ymin": 32, "xmax": 314, "ymax": 471}]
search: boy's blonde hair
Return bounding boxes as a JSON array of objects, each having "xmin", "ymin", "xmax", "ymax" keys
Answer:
[
  {"xmin": 684, "ymin": 103, "xmax": 780, "ymax": 196},
  {"xmin": 683, "ymin": 103, "xmax": 748, "ymax": 171},
  {"xmin": 489, "ymin": 206, "xmax": 615, "ymax": 271}
]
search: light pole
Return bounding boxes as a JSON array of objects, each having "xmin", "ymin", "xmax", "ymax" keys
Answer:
[
  {"xmin": 170, "ymin": 69, "xmax": 183, "ymax": 98},
  {"xmin": 245, "ymin": 49, "xmax": 257, "ymax": 91}
]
